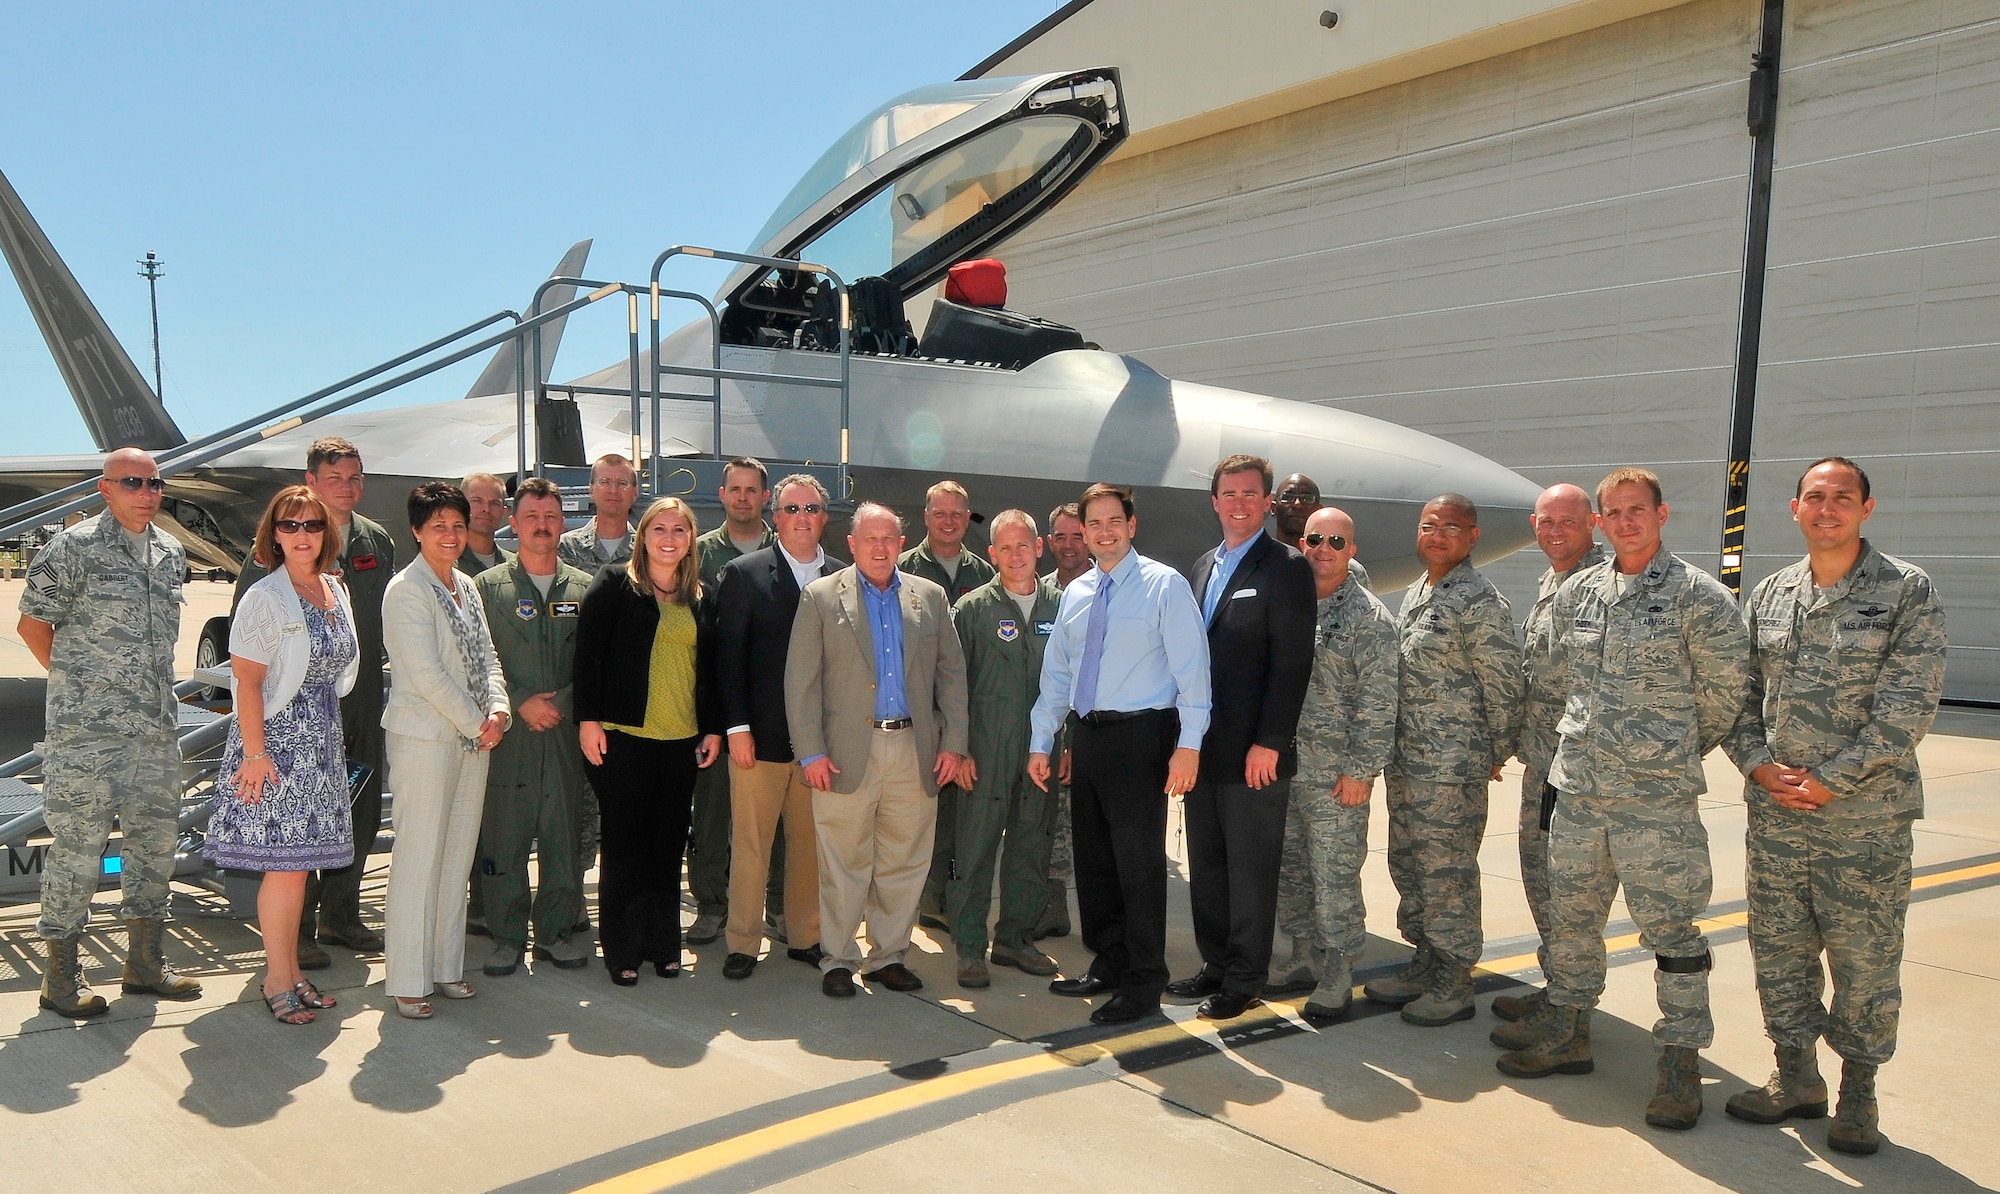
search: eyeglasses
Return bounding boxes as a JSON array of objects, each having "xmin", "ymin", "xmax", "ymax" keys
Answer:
[
  {"xmin": 779, "ymin": 503, "xmax": 825, "ymax": 516},
  {"xmin": 1418, "ymin": 522, "xmax": 1470, "ymax": 538},
  {"xmin": 275, "ymin": 519, "xmax": 328, "ymax": 534},
  {"xmin": 111, "ymin": 476, "xmax": 166, "ymax": 492},
  {"xmin": 1303, "ymin": 533, "xmax": 1347, "ymax": 550}
]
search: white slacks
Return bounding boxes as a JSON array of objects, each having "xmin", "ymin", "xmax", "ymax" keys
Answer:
[{"xmin": 384, "ymin": 732, "xmax": 489, "ymax": 997}]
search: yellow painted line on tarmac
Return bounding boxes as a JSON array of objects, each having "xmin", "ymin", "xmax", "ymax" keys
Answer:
[{"xmin": 579, "ymin": 855, "xmax": 2000, "ymax": 1194}]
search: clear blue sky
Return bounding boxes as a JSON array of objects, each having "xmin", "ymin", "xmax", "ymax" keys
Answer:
[{"xmin": 0, "ymin": 2, "xmax": 1061, "ymax": 454}]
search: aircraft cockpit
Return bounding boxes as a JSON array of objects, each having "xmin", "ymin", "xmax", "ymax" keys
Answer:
[{"xmin": 718, "ymin": 69, "xmax": 1125, "ymax": 372}]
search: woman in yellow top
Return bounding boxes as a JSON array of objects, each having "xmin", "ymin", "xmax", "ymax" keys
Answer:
[{"xmin": 575, "ymin": 497, "xmax": 723, "ymax": 984}]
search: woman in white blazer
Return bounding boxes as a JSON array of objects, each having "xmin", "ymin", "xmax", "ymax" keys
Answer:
[
  {"xmin": 206, "ymin": 486, "xmax": 361, "ymax": 1025},
  {"xmin": 380, "ymin": 482, "xmax": 510, "ymax": 1019}
]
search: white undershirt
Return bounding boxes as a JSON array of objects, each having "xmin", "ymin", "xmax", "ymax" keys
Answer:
[
  {"xmin": 529, "ymin": 570, "xmax": 555, "ymax": 598},
  {"xmin": 937, "ymin": 551, "xmax": 961, "ymax": 583},
  {"xmin": 598, "ymin": 534, "xmax": 628, "ymax": 560},
  {"xmin": 1007, "ymin": 587, "xmax": 1037, "ymax": 619}
]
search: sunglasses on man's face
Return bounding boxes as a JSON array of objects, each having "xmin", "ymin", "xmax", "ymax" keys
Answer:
[
  {"xmin": 779, "ymin": 503, "xmax": 825, "ymax": 516},
  {"xmin": 111, "ymin": 476, "xmax": 166, "ymax": 492},
  {"xmin": 276, "ymin": 519, "xmax": 328, "ymax": 534},
  {"xmin": 1303, "ymin": 533, "xmax": 1348, "ymax": 550}
]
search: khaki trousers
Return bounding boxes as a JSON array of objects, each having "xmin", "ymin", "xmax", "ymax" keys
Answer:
[
  {"xmin": 384, "ymin": 732, "xmax": 488, "ymax": 998},
  {"xmin": 813, "ymin": 728, "xmax": 935, "ymax": 974},
  {"xmin": 725, "ymin": 759, "xmax": 822, "ymax": 956}
]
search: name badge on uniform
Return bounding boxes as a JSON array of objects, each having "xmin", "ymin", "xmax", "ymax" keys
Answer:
[
  {"xmin": 1035, "ymin": 620, "xmax": 1054, "ymax": 636},
  {"xmin": 996, "ymin": 619, "xmax": 1019, "ymax": 642},
  {"xmin": 351, "ymin": 554, "xmax": 379, "ymax": 572},
  {"xmin": 551, "ymin": 601, "xmax": 581, "ymax": 618},
  {"xmin": 516, "ymin": 599, "xmax": 538, "ymax": 621}
]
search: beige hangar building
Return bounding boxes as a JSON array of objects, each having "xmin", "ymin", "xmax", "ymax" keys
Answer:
[{"xmin": 973, "ymin": 0, "xmax": 1997, "ymax": 701}]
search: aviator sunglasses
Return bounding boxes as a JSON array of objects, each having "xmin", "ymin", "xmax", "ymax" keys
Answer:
[
  {"xmin": 111, "ymin": 476, "xmax": 167, "ymax": 492},
  {"xmin": 778, "ymin": 502, "xmax": 825, "ymax": 516},
  {"xmin": 275, "ymin": 519, "xmax": 328, "ymax": 534},
  {"xmin": 1303, "ymin": 532, "xmax": 1348, "ymax": 550}
]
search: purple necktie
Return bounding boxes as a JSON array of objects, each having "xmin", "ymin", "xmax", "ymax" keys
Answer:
[{"xmin": 1072, "ymin": 573, "xmax": 1114, "ymax": 716}]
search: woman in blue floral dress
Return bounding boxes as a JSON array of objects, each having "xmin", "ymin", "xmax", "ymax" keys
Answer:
[{"xmin": 207, "ymin": 486, "xmax": 360, "ymax": 1024}]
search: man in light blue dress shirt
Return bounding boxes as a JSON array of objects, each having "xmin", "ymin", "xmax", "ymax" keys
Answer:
[{"xmin": 1029, "ymin": 483, "xmax": 1209, "ymax": 1025}]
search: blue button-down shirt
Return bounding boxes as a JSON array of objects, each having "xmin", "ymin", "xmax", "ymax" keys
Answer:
[
  {"xmin": 861, "ymin": 569, "xmax": 910, "ymax": 721},
  {"xmin": 1201, "ymin": 529, "xmax": 1263, "ymax": 623},
  {"xmin": 1031, "ymin": 548, "xmax": 1211, "ymax": 753}
]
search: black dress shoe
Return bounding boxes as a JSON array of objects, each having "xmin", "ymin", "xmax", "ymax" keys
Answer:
[
  {"xmin": 1197, "ymin": 990, "xmax": 1262, "ymax": 1021},
  {"xmin": 722, "ymin": 953, "xmax": 757, "ymax": 980},
  {"xmin": 1165, "ymin": 972, "xmax": 1225, "ymax": 1000},
  {"xmin": 786, "ymin": 944, "xmax": 825, "ymax": 967},
  {"xmin": 1090, "ymin": 993, "xmax": 1161, "ymax": 1024},
  {"xmin": 865, "ymin": 963, "xmax": 923, "ymax": 992},
  {"xmin": 822, "ymin": 967, "xmax": 856, "ymax": 998},
  {"xmin": 1049, "ymin": 974, "xmax": 1118, "ymax": 998},
  {"xmin": 320, "ymin": 923, "xmax": 385, "ymax": 952}
]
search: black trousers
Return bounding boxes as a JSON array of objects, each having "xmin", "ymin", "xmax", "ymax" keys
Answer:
[
  {"xmin": 586, "ymin": 730, "xmax": 696, "ymax": 973},
  {"xmin": 1185, "ymin": 777, "xmax": 1290, "ymax": 997},
  {"xmin": 1070, "ymin": 709, "xmax": 1177, "ymax": 1001}
]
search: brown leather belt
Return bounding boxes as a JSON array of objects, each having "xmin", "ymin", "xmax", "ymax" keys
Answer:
[{"xmin": 869, "ymin": 718, "xmax": 913, "ymax": 731}]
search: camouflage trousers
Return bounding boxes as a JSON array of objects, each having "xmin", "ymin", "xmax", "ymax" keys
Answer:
[
  {"xmin": 37, "ymin": 731, "xmax": 182, "ymax": 940},
  {"xmin": 1547, "ymin": 793, "xmax": 1712, "ymax": 1048},
  {"xmin": 947, "ymin": 757, "xmax": 1053, "ymax": 954},
  {"xmin": 1384, "ymin": 774, "xmax": 1488, "ymax": 968},
  {"xmin": 1275, "ymin": 780, "xmax": 1370, "ymax": 959},
  {"xmin": 1747, "ymin": 812, "xmax": 1912, "ymax": 1066},
  {"xmin": 1520, "ymin": 763, "xmax": 1555, "ymax": 974}
]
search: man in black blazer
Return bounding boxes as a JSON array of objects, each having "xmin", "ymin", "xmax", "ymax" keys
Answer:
[
  {"xmin": 1167, "ymin": 454, "xmax": 1318, "ymax": 1019},
  {"xmin": 712, "ymin": 473, "xmax": 841, "ymax": 980}
]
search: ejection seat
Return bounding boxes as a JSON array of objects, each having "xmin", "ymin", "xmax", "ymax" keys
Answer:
[{"xmin": 917, "ymin": 258, "xmax": 1089, "ymax": 370}]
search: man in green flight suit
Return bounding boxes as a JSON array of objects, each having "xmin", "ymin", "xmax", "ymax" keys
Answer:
[
  {"xmin": 458, "ymin": 469, "xmax": 514, "ymax": 937},
  {"xmin": 474, "ymin": 477, "xmax": 595, "ymax": 974},
  {"xmin": 688, "ymin": 458, "xmax": 784, "ymax": 946},
  {"xmin": 230, "ymin": 436, "xmax": 396, "ymax": 968},
  {"xmin": 947, "ymin": 509, "xmax": 1065, "ymax": 988}
]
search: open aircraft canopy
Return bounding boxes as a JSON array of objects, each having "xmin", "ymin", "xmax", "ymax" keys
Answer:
[{"xmin": 726, "ymin": 68, "xmax": 1125, "ymax": 304}]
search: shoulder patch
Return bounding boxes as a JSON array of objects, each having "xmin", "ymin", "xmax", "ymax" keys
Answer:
[{"xmin": 25, "ymin": 557, "xmax": 58, "ymax": 600}]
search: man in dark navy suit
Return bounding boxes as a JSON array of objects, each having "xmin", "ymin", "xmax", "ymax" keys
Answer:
[{"xmin": 1167, "ymin": 454, "xmax": 1318, "ymax": 1020}]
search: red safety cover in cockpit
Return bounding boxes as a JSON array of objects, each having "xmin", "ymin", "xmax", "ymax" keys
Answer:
[{"xmin": 944, "ymin": 259, "xmax": 1008, "ymax": 308}]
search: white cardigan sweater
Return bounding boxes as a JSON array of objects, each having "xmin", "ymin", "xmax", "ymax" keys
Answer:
[{"xmin": 229, "ymin": 569, "xmax": 361, "ymax": 714}]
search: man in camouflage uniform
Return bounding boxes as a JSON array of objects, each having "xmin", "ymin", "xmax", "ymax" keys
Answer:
[
  {"xmin": 1034, "ymin": 502, "xmax": 1092, "ymax": 940},
  {"xmin": 1720, "ymin": 457, "xmax": 1947, "ymax": 1156},
  {"xmin": 1270, "ymin": 506, "xmax": 1397, "ymax": 1023},
  {"xmin": 1495, "ymin": 467, "xmax": 1752, "ymax": 1135},
  {"xmin": 232, "ymin": 436, "xmax": 396, "ymax": 965},
  {"xmin": 1492, "ymin": 483, "xmax": 1607, "ymax": 1024},
  {"xmin": 19, "ymin": 448, "xmax": 202, "ymax": 1016},
  {"xmin": 947, "ymin": 510, "xmax": 1065, "ymax": 987},
  {"xmin": 688, "ymin": 458, "xmax": 781, "ymax": 947},
  {"xmin": 474, "ymin": 478, "xmax": 595, "ymax": 975},
  {"xmin": 1364, "ymin": 494, "xmax": 1522, "ymax": 1026}
]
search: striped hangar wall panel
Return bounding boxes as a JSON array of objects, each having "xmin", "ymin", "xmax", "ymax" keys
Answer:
[
  {"xmin": 1748, "ymin": 1, "xmax": 2000, "ymax": 701},
  {"xmin": 994, "ymin": 0, "xmax": 1762, "ymax": 629}
]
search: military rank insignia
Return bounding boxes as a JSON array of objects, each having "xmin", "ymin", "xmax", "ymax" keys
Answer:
[
  {"xmin": 516, "ymin": 599, "xmax": 538, "ymax": 620},
  {"xmin": 996, "ymin": 619, "xmax": 1019, "ymax": 642}
]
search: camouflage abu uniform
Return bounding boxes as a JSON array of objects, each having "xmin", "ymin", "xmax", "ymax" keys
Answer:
[
  {"xmin": 1277, "ymin": 569, "xmax": 1399, "ymax": 960},
  {"xmin": 1387, "ymin": 559, "xmax": 1523, "ymax": 968},
  {"xmin": 1544, "ymin": 547, "xmax": 1752, "ymax": 1046},
  {"xmin": 1723, "ymin": 541, "xmax": 1945, "ymax": 1066},
  {"xmin": 1519, "ymin": 541, "xmax": 1609, "ymax": 973},
  {"xmin": 22, "ymin": 514, "xmax": 186, "ymax": 939}
]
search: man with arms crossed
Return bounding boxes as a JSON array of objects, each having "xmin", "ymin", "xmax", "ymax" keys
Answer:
[
  {"xmin": 1029, "ymin": 483, "xmax": 1209, "ymax": 1026},
  {"xmin": 1721, "ymin": 457, "xmax": 1946, "ymax": 1156},
  {"xmin": 1496, "ymin": 468, "xmax": 1751, "ymax": 1134}
]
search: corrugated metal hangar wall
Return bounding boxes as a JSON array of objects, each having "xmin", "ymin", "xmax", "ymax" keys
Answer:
[{"xmin": 985, "ymin": 0, "xmax": 1998, "ymax": 701}]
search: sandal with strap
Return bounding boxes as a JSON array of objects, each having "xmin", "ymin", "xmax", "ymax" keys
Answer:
[
  {"xmin": 265, "ymin": 988, "xmax": 315, "ymax": 1025},
  {"xmin": 394, "ymin": 997, "xmax": 434, "ymax": 1019},
  {"xmin": 435, "ymin": 980, "xmax": 475, "ymax": 1000},
  {"xmin": 293, "ymin": 979, "xmax": 336, "ymax": 1009}
]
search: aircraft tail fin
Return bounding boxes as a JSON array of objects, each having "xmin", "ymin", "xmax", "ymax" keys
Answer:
[
  {"xmin": 463, "ymin": 238, "xmax": 593, "ymax": 399},
  {"xmin": 0, "ymin": 167, "xmax": 186, "ymax": 451}
]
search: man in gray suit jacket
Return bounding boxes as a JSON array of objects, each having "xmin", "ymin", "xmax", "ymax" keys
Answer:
[{"xmin": 787, "ymin": 502, "xmax": 970, "ymax": 998}]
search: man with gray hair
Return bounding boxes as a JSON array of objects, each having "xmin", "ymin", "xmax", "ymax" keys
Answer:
[{"xmin": 789, "ymin": 502, "xmax": 968, "ymax": 997}]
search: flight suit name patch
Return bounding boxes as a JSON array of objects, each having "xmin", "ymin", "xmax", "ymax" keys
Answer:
[
  {"xmin": 1035, "ymin": 620, "xmax": 1054, "ymax": 636},
  {"xmin": 551, "ymin": 601, "xmax": 580, "ymax": 618}
]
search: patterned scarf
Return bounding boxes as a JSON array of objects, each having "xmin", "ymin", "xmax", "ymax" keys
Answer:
[{"xmin": 425, "ymin": 570, "xmax": 495, "ymax": 750}]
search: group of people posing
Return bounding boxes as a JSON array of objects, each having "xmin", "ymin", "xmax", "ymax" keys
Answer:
[{"xmin": 19, "ymin": 438, "xmax": 1942, "ymax": 1161}]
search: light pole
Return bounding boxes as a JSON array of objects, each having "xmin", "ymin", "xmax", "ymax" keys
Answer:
[{"xmin": 137, "ymin": 250, "xmax": 164, "ymax": 399}]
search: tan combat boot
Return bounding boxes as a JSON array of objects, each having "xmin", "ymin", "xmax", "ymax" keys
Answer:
[
  {"xmin": 39, "ymin": 937, "xmax": 108, "ymax": 1018},
  {"xmin": 1266, "ymin": 936, "xmax": 1318, "ymax": 995},
  {"xmin": 1491, "ymin": 985, "xmax": 1547, "ymax": 1022},
  {"xmin": 121, "ymin": 919, "xmax": 203, "ymax": 1000},
  {"xmin": 1302, "ymin": 953, "xmax": 1353, "ymax": 1023},
  {"xmin": 1362, "ymin": 947, "xmax": 1436, "ymax": 1006},
  {"xmin": 1644, "ymin": 1045, "xmax": 1704, "ymax": 1130},
  {"xmin": 1826, "ymin": 1061, "xmax": 1881, "ymax": 1156},
  {"xmin": 1495, "ymin": 1004, "xmax": 1593, "ymax": 1077},
  {"xmin": 1490, "ymin": 997, "xmax": 1561, "ymax": 1050},
  {"xmin": 1402, "ymin": 965, "xmax": 1476, "ymax": 1026},
  {"xmin": 1725, "ymin": 1042, "xmax": 1828, "ymax": 1123}
]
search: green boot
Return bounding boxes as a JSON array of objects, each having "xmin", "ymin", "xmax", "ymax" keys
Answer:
[
  {"xmin": 1490, "ymin": 996, "xmax": 1561, "ymax": 1050},
  {"xmin": 39, "ymin": 937, "xmax": 108, "ymax": 1018},
  {"xmin": 1644, "ymin": 1045, "xmax": 1703, "ymax": 1130},
  {"xmin": 1302, "ymin": 953, "xmax": 1354, "ymax": 1023},
  {"xmin": 121, "ymin": 919, "xmax": 203, "ymax": 1001},
  {"xmin": 1496, "ymin": 1005, "xmax": 1593, "ymax": 1077},
  {"xmin": 1491, "ymin": 985, "xmax": 1548, "ymax": 1022},
  {"xmin": 1266, "ymin": 936, "xmax": 1318, "ymax": 995},
  {"xmin": 1401, "ymin": 965, "xmax": 1476, "ymax": 1026},
  {"xmin": 1725, "ymin": 1043, "xmax": 1828, "ymax": 1124},
  {"xmin": 1826, "ymin": 1061, "xmax": 1881, "ymax": 1156},
  {"xmin": 1362, "ymin": 947, "xmax": 1436, "ymax": 1006}
]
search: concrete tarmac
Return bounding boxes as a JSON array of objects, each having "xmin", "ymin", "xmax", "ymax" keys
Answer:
[{"xmin": 1, "ymin": 580, "xmax": 1996, "ymax": 1191}]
